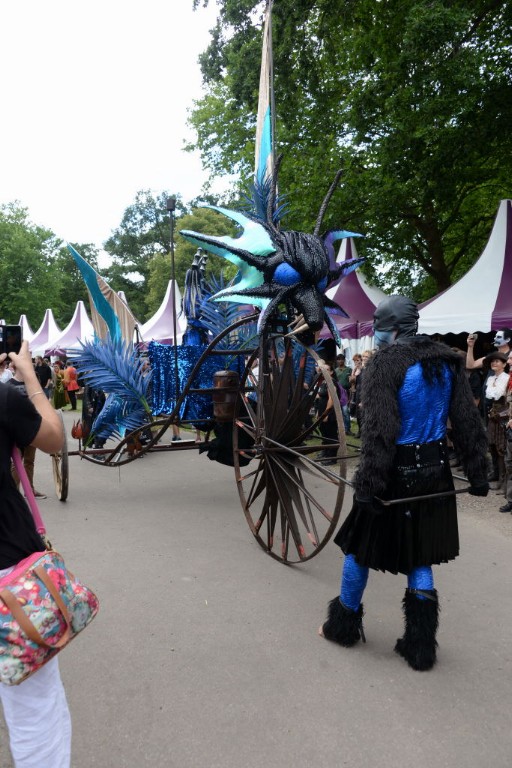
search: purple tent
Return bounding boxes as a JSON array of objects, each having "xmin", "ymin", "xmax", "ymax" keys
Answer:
[{"xmin": 323, "ymin": 238, "xmax": 387, "ymax": 341}]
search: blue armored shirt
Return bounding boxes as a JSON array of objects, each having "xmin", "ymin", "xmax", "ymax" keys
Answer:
[{"xmin": 397, "ymin": 361, "xmax": 453, "ymax": 445}]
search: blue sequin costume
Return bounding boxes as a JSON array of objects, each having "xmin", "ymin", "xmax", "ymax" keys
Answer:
[
  {"xmin": 338, "ymin": 356, "xmax": 454, "ymax": 610},
  {"xmin": 323, "ymin": 315, "xmax": 488, "ymax": 669}
]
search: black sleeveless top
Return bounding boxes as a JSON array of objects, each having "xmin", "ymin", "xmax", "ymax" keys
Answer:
[{"xmin": 0, "ymin": 383, "xmax": 44, "ymax": 568}]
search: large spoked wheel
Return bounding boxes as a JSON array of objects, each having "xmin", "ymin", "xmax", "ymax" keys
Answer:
[
  {"xmin": 52, "ymin": 411, "xmax": 69, "ymax": 501},
  {"xmin": 233, "ymin": 331, "xmax": 347, "ymax": 563}
]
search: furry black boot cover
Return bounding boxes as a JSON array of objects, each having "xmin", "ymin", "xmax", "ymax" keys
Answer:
[
  {"xmin": 395, "ymin": 589, "xmax": 439, "ymax": 671},
  {"xmin": 322, "ymin": 597, "xmax": 365, "ymax": 647}
]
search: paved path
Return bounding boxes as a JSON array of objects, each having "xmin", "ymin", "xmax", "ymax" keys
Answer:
[{"xmin": 1, "ymin": 410, "xmax": 511, "ymax": 767}]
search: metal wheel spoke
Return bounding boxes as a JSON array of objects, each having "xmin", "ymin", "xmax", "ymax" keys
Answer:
[
  {"xmin": 264, "ymin": 436, "xmax": 343, "ymax": 483},
  {"xmin": 234, "ymin": 330, "xmax": 346, "ymax": 563},
  {"xmin": 235, "ymin": 418, "xmax": 256, "ymax": 441},
  {"xmin": 246, "ymin": 462, "xmax": 267, "ymax": 508},
  {"xmin": 273, "ymin": 455, "xmax": 334, "ymax": 524},
  {"xmin": 267, "ymin": 459, "xmax": 307, "ymax": 560}
]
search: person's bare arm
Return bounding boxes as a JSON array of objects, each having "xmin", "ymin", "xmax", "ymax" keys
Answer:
[
  {"xmin": 466, "ymin": 335, "xmax": 484, "ymax": 370},
  {"xmin": 3, "ymin": 342, "xmax": 64, "ymax": 453}
]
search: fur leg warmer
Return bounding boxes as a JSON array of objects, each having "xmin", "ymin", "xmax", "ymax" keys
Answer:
[
  {"xmin": 395, "ymin": 588, "xmax": 439, "ymax": 671},
  {"xmin": 322, "ymin": 597, "xmax": 365, "ymax": 647}
]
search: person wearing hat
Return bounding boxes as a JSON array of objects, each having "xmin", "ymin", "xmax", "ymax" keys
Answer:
[
  {"xmin": 466, "ymin": 328, "xmax": 512, "ymax": 370},
  {"xmin": 319, "ymin": 295, "xmax": 489, "ymax": 671},
  {"xmin": 484, "ymin": 351, "xmax": 510, "ymax": 491}
]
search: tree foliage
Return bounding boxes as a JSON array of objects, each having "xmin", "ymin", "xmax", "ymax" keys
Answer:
[
  {"xmin": 145, "ymin": 207, "xmax": 237, "ymax": 316},
  {"xmin": 102, "ymin": 190, "xmax": 185, "ymax": 321},
  {"xmin": 189, "ymin": 0, "xmax": 512, "ymax": 299},
  {"xmin": 0, "ymin": 202, "xmax": 99, "ymax": 328}
]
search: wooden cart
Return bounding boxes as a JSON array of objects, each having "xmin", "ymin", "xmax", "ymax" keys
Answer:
[{"xmin": 54, "ymin": 313, "xmax": 358, "ymax": 564}]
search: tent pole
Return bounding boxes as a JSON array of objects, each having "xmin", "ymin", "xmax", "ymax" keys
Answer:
[{"xmin": 167, "ymin": 197, "xmax": 180, "ymax": 408}]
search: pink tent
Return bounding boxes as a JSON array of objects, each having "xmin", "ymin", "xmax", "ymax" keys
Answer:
[
  {"xmin": 139, "ymin": 280, "xmax": 187, "ymax": 345},
  {"xmin": 45, "ymin": 301, "xmax": 95, "ymax": 355},
  {"xmin": 29, "ymin": 309, "xmax": 61, "ymax": 357},
  {"xmin": 18, "ymin": 314, "xmax": 34, "ymax": 343},
  {"xmin": 323, "ymin": 238, "xmax": 387, "ymax": 342}
]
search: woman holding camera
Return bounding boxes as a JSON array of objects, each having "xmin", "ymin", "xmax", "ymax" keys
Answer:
[{"xmin": 0, "ymin": 341, "xmax": 71, "ymax": 766}]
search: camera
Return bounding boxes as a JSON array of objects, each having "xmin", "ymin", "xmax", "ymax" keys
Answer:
[{"xmin": 0, "ymin": 325, "xmax": 22, "ymax": 357}]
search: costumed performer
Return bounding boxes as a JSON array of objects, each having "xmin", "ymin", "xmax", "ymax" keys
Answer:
[{"xmin": 319, "ymin": 295, "xmax": 489, "ymax": 671}]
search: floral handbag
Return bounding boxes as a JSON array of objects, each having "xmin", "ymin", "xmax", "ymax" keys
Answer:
[{"xmin": 0, "ymin": 448, "xmax": 99, "ymax": 686}]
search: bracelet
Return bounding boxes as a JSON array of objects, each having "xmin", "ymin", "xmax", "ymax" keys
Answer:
[{"xmin": 29, "ymin": 390, "xmax": 44, "ymax": 400}]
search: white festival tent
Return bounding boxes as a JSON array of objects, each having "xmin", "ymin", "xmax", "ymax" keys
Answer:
[
  {"xmin": 29, "ymin": 309, "xmax": 61, "ymax": 358},
  {"xmin": 45, "ymin": 301, "xmax": 95, "ymax": 356},
  {"xmin": 18, "ymin": 314, "xmax": 34, "ymax": 343},
  {"xmin": 139, "ymin": 280, "xmax": 187, "ymax": 345},
  {"xmin": 418, "ymin": 199, "xmax": 512, "ymax": 335}
]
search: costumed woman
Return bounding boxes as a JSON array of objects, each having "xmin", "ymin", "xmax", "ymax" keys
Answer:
[
  {"xmin": 0, "ymin": 341, "xmax": 71, "ymax": 766},
  {"xmin": 51, "ymin": 362, "xmax": 67, "ymax": 410},
  {"xmin": 319, "ymin": 295, "xmax": 489, "ymax": 671},
  {"xmin": 483, "ymin": 351, "xmax": 510, "ymax": 492}
]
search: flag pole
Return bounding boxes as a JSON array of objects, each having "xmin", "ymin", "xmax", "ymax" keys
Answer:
[
  {"xmin": 255, "ymin": 0, "xmax": 275, "ymax": 187},
  {"xmin": 167, "ymin": 196, "xmax": 180, "ymax": 407},
  {"xmin": 268, "ymin": 0, "xmax": 276, "ymax": 174}
]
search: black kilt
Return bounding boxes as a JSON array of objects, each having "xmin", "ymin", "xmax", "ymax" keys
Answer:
[{"xmin": 335, "ymin": 457, "xmax": 459, "ymax": 575}]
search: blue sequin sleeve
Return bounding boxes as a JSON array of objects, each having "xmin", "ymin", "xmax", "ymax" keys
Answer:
[{"xmin": 397, "ymin": 361, "xmax": 452, "ymax": 444}]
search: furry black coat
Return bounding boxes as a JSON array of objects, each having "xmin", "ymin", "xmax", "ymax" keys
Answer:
[{"xmin": 354, "ymin": 336, "xmax": 488, "ymax": 500}]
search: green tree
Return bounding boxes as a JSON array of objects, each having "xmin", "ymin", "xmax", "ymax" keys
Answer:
[
  {"xmin": 103, "ymin": 190, "xmax": 187, "ymax": 321},
  {"xmin": 189, "ymin": 0, "xmax": 512, "ymax": 299},
  {"xmin": 145, "ymin": 207, "xmax": 237, "ymax": 316},
  {"xmin": 0, "ymin": 203, "xmax": 61, "ymax": 327},
  {"xmin": 51, "ymin": 242, "xmax": 100, "ymax": 326}
]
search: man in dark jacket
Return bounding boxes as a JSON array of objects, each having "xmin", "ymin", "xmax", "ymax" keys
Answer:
[{"xmin": 320, "ymin": 295, "xmax": 489, "ymax": 670}]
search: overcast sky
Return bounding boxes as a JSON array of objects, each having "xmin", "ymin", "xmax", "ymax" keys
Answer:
[{"xmin": 0, "ymin": 0, "xmax": 220, "ymax": 254}]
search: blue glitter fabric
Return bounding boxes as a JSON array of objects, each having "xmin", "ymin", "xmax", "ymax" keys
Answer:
[
  {"xmin": 148, "ymin": 343, "xmax": 217, "ymax": 419},
  {"xmin": 148, "ymin": 342, "xmax": 245, "ymax": 423},
  {"xmin": 340, "ymin": 554, "xmax": 369, "ymax": 612},
  {"xmin": 397, "ymin": 361, "xmax": 452, "ymax": 445},
  {"xmin": 408, "ymin": 566, "xmax": 434, "ymax": 600}
]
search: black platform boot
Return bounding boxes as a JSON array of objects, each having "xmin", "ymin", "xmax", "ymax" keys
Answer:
[
  {"xmin": 322, "ymin": 597, "xmax": 365, "ymax": 647},
  {"xmin": 395, "ymin": 589, "xmax": 439, "ymax": 671}
]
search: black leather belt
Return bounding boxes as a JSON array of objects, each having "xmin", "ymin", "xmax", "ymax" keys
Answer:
[{"xmin": 395, "ymin": 438, "xmax": 448, "ymax": 468}]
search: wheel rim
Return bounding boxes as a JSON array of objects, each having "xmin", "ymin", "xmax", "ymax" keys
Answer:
[{"xmin": 233, "ymin": 332, "xmax": 346, "ymax": 563}]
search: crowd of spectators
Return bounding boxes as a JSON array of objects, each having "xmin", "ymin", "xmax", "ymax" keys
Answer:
[{"xmin": 317, "ymin": 326, "xmax": 512, "ymax": 519}]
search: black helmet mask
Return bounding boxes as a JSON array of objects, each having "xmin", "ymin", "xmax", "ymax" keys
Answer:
[{"xmin": 373, "ymin": 295, "xmax": 419, "ymax": 348}]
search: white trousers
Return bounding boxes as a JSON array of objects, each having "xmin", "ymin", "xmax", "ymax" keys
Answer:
[{"xmin": 0, "ymin": 568, "xmax": 72, "ymax": 767}]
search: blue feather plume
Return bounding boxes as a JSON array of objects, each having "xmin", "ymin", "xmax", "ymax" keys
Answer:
[
  {"xmin": 92, "ymin": 395, "xmax": 148, "ymax": 440},
  {"xmin": 69, "ymin": 337, "xmax": 152, "ymax": 440}
]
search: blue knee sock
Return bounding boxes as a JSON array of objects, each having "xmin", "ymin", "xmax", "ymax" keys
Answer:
[
  {"xmin": 408, "ymin": 566, "xmax": 434, "ymax": 600},
  {"xmin": 340, "ymin": 554, "xmax": 369, "ymax": 612}
]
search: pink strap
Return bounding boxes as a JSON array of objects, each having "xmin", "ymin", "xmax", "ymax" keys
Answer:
[{"xmin": 11, "ymin": 447, "xmax": 46, "ymax": 536}]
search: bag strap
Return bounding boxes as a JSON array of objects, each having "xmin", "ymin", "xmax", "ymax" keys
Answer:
[{"xmin": 11, "ymin": 446, "xmax": 46, "ymax": 537}]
